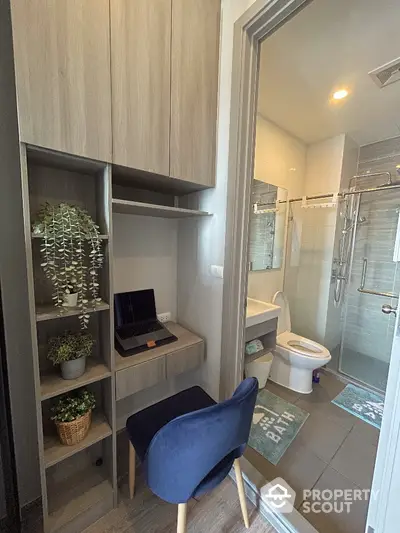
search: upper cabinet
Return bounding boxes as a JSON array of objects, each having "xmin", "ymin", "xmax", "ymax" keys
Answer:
[
  {"xmin": 170, "ymin": 0, "xmax": 220, "ymax": 187},
  {"xmin": 11, "ymin": 0, "xmax": 220, "ymax": 188},
  {"xmin": 11, "ymin": 0, "xmax": 112, "ymax": 162},
  {"xmin": 110, "ymin": 0, "xmax": 171, "ymax": 176}
]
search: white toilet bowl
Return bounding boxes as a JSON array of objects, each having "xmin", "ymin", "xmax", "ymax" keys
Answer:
[{"xmin": 270, "ymin": 291, "xmax": 331, "ymax": 394}]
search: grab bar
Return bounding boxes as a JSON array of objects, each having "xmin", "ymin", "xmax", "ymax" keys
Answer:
[{"xmin": 357, "ymin": 257, "xmax": 399, "ymax": 299}]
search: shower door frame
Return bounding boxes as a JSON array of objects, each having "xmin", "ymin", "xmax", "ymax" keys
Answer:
[
  {"xmin": 221, "ymin": 0, "xmax": 400, "ymax": 530},
  {"xmin": 338, "ymin": 188, "xmax": 399, "ymax": 393}
]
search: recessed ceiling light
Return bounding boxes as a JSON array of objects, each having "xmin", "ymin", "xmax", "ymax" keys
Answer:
[{"xmin": 332, "ymin": 89, "xmax": 349, "ymax": 100}]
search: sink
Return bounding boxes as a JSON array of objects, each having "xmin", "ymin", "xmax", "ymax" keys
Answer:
[{"xmin": 246, "ymin": 298, "xmax": 280, "ymax": 328}]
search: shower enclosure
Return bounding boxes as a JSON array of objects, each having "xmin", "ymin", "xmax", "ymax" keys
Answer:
[
  {"xmin": 336, "ymin": 183, "xmax": 400, "ymax": 392},
  {"xmin": 285, "ymin": 170, "xmax": 400, "ymax": 394}
]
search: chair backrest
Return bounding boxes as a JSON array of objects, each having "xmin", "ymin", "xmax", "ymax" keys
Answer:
[{"xmin": 144, "ymin": 377, "xmax": 258, "ymax": 504}]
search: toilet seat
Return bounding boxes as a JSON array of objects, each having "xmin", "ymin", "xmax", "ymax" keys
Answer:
[{"xmin": 277, "ymin": 331, "xmax": 329, "ymax": 359}]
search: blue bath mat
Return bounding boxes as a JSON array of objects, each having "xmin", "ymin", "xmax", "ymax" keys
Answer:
[
  {"xmin": 248, "ymin": 389, "xmax": 309, "ymax": 465},
  {"xmin": 332, "ymin": 384, "xmax": 384, "ymax": 429}
]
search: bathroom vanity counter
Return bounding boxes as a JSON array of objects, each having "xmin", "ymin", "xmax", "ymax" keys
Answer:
[
  {"xmin": 245, "ymin": 299, "xmax": 280, "ymax": 360},
  {"xmin": 246, "ymin": 297, "xmax": 280, "ymax": 328}
]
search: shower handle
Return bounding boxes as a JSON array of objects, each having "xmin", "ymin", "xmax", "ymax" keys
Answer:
[
  {"xmin": 360, "ymin": 257, "xmax": 367, "ymax": 290},
  {"xmin": 382, "ymin": 304, "xmax": 397, "ymax": 317},
  {"xmin": 358, "ymin": 257, "xmax": 399, "ymax": 299}
]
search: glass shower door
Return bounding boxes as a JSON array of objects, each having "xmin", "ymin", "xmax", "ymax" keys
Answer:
[{"xmin": 339, "ymin": 188, "xmax": 400, "ymax": 392}]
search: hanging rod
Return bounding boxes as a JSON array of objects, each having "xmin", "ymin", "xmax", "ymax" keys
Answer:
[
  {"xmin": 289, "ymin": 193, "xmax": 338, "ymax": 203},
  {"xmin": 288, "ymin": 182, "xmax": 400, "ymax": 203}
]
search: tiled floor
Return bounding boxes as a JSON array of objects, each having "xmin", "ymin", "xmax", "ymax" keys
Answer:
[
  {"xmin": 328, "ymin": 345, "xmax": 389, "ymax": 392},
  {"xmin": 244, "ymin": 371, "xmax": 380, "ymax": 533}
]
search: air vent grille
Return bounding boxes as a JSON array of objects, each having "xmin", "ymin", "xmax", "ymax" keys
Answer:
[{"xmin": 369, "ymin": 57, "xmax": 400, "ymax": 88}]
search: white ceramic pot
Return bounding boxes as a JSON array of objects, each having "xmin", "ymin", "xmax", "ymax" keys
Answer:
[
  {"xmin": 60, "ymin": 357, "xmax": 86, "ymax": 380},
  {"xmin": 63, "ymin": 292, "xmax": 78, "ymax": 308}
]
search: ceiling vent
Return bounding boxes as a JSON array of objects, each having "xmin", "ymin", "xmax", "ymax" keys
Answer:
[{"xmin": 369, "ymin": 57, "xmax": 400, "ymax": 88}]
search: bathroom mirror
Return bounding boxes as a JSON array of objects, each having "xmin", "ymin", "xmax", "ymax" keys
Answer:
[{"xmin": 249, "ymin": 180, "xmax": 288, "ymax": 271}]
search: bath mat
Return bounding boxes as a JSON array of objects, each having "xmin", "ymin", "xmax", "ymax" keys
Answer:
[
  {"xmin": 332, "ymin": 384, "xmax": 384, "ymax": 429},
  {"xmin": 248, "ymin": 389, "xmax": 309, "ymax": 465}
]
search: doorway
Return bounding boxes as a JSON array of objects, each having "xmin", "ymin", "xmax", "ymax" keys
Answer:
[{"xmin": 221, "ymin": 0, "xmax": 400, "ymax": 532}]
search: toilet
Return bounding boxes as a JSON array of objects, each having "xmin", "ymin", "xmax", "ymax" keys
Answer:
[{"xmin": 270, "ymin": 291, "xmax": 331, "ymax": 394}]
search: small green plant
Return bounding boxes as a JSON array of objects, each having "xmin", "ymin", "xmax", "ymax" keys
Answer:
[
  {"xmin": 51, "ymin": 389, "xmax": 96, "ymax": 423},
  {"xmin": 32, "ymin": 202, "xmax": 104, "ymax": 329},
  {"xmin": 47, "ymin": 331, "xmax": 94, "ymax": 365}
]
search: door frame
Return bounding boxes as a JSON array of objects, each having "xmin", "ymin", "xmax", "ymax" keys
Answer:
[
  {"xmin": 220, "ymin": 1, "xmax": 400, "ymax": 532},
  {"xmin": 220, "ymin": 0, "xmax": 312, "ymax": 400}
]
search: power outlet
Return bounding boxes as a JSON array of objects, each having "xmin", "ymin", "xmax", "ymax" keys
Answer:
[{"xmin": 157, "ymin": 312, "xmax": 171, "ymax": 324}]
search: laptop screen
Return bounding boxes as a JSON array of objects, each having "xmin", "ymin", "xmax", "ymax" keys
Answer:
[{"xmin": 114, "ymin": 289, "xmax": 157, "ymax": 327}]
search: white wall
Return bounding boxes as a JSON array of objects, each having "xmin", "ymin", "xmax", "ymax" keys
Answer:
[
  {"xmin": 113, "ymin": 214, "xmax": 178, "ymax": 320},
  {"xmin": 177, "ymin": 0, "xmax": 259, "ymax": 400},
  {"xmin": 305, "ymin": 134, "xmax": 346, "ymax": 195},
  {"xmin": 247, "ymin": 116, "xmax": 306, "ymax": 303},
  {"xmin": 286, "ymin": 134, "xmax": 359, "ymax": 348},
  {"xmin": 254, "ymin": 116, "xmax": 306, "ymax": 198}
]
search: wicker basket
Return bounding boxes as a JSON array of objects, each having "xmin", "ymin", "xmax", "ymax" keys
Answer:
[{"xmin": 55, "ymin": 409, "xmax": 92, "ymax": 446}]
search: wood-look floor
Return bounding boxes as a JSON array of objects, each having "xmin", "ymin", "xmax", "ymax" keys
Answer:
[{"xmin": 83, "ymin": 474, "xmax": 276, "ymax": 533}]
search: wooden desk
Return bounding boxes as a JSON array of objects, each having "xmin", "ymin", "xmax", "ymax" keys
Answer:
[{"xmin": 115, "ymin": 322, "xmax": 204, "ymax": 400}]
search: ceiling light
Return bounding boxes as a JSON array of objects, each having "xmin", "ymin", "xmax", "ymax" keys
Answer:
[{"xmin": 332, "ymin": 89, "xmax": 349, "ymax": 100}]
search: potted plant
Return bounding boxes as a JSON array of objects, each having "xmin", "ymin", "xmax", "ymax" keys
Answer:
[
  {"xmin": 47, "ymin": 331, "xmax": 95, "ymax": 380},
  {"xmin": 51, "ymin": 389, "xmax": 96, "ymax": 446},
  {"xmin": 32, "ymin": 202, "xmax": 104, "ymax": 329}
]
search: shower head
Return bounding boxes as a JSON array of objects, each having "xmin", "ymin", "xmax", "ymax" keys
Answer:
[{"xmin": 358, "ymin": 216, "xmax": 367, "ymax": 224}]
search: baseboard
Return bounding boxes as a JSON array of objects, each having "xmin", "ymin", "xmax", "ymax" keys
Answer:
[{"xmin": 230, "ymin": 457, "xmax": 318, "ymax": 533}]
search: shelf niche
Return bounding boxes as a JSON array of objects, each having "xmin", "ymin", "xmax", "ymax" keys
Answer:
[
  {"xmin": 41, "ymin": 378, "xmax": 113, "ymax": 468},
  {"xmin": 112, "ymin": 182, "xmax": 212, "ymax": 219},
  {"xmin": 46, "ymin": 438, "xmax": 114, "ymax": 533}
]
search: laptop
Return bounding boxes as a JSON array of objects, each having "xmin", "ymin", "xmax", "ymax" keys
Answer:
[{"xmin": 114, "ymin": 289, "xmax": 177, "ymax": 357}]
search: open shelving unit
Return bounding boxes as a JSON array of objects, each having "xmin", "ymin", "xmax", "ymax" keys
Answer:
[
  {"xmin": 19, "ymin": 142, "xmax": 210, "ymax": 533},
  {"xmin": 20, "ymin": 144, "xmax": 117, "ymax": 533}
]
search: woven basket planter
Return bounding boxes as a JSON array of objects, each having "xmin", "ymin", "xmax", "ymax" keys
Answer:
[{"xmin": 55, "ymin": 409, "xmax": 92, "ymax": 446}]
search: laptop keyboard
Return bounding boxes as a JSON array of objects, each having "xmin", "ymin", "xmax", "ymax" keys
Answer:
[{"xmin": 118, "ymin": 321, "xmax": 162, "ymax": 340}]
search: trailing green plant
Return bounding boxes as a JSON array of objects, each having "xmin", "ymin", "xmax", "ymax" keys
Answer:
[
  {"xmin": 32, "ymin": 202, "xmax": 104, "ymax": 328},
  {"xmin": 51, "ymin": 389, "xmax": 96, "ymax": 423},
  {"xmin": 47, "ymin": 331, "xmax": 94, "ymax": 365}
]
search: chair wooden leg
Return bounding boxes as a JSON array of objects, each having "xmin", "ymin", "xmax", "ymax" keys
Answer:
[
  {"xmin": 177, "ymin": 503, "xmax": 187, "ymax": 533},
  {"xmin": 129, "ymin": 441, "xmax": 136, "ymax": 499},
  {"xmin": 234, "ymin": 458, "xmax": 250, "ymax": 529}
]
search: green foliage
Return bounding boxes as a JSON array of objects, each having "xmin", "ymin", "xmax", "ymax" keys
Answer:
[
  {"xmin": 51, "ymin": 389, "xmax": 96, "ymax": 423},
  {"xmin": 47, "ymin": 331, "xmax": 94, "ymax": 365},
  {"xmin": 32, "ymin": 202, "xmax": 104, "ymax": 329}
]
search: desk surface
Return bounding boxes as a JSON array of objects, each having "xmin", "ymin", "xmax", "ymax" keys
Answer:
[{"xmin": 114, "ymin": 322, "xmax": 204, "ymax": 371}]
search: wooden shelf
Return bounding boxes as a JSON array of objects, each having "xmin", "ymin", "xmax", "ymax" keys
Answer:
[
  {"xmin": 112, "ymin": 198, "xmax": 211, "ymax": 218},
  {"xmin": 32, "ymin": 233, "xmax": 109, "ymax": 240},
  {"xmin": 36, "ymin": 300, "xmax": 109, "ymax": 322},
  {"xmin": 41, "ymin": 360, "xmax": 111, "ymax": 401},
  {"xmin": 115, "ymin": 322, "xmax": 203, "ymax": 371},
  {"xmin": 43, "ymin": 414, "xmax": 112, "ymax": 469},
  {"xmin": 47, "ymin": 464, "xmax": 113, "ymax": 533}
]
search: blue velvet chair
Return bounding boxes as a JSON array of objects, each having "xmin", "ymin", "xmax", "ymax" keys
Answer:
[{"xmin": 126, "ymin": 377, "xmax": 258, "ymax": 533}]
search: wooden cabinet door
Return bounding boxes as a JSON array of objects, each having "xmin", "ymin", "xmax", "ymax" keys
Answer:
[
  {"xmin": 170, "ymin": 0, "xmax": 220, "ymax": 187},
  {"xmin": 11, "ymin": 0, "xmax": 112, "ymax": 162},
  {"xmin": 110, "ymin": 0, "xmax": 171, "ymax": 175}
]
